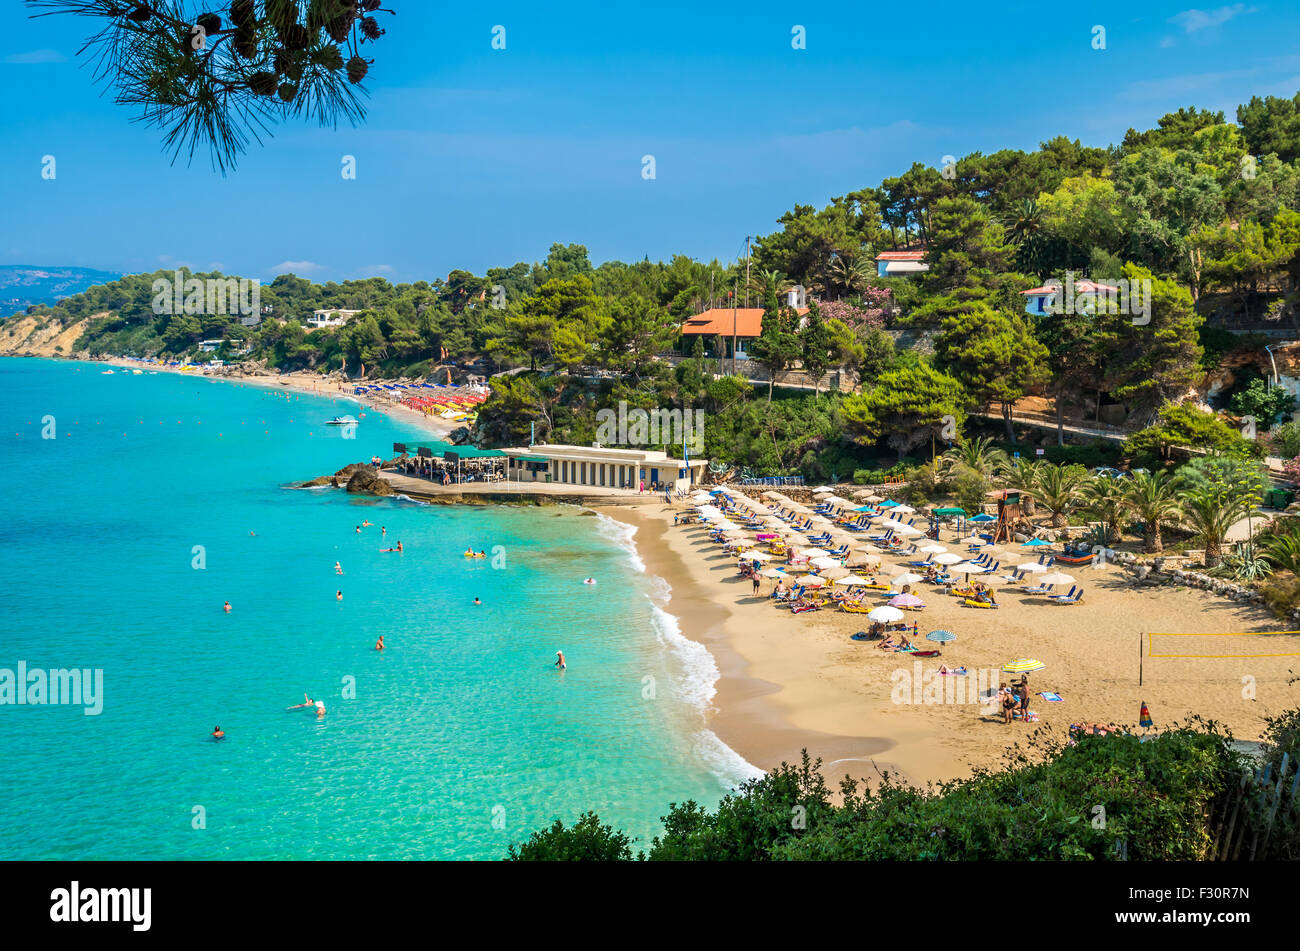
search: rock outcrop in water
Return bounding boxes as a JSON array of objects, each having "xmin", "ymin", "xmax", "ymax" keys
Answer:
[{"xmin": 344, "ymin": 466, "xmax": 395, "ymax": 497}]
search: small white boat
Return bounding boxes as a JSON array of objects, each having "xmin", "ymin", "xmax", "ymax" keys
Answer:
[{"xmin": 325, "ymin": 415, "xmax": 359, "ymax": 426}]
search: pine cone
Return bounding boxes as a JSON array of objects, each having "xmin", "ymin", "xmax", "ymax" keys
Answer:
[
  {"xmin": 230, "ymin": 0, "xmax": 255, "ymax": 29},
  {"xmin": 345, "ymin": 55, "xmax": 369, "ymax": 84},
  {"xmin": 359, "ymin": 17, "xmax": 383, "ymax": 40},
  {"xmin": 233, "ymin": 29, "xmax": 259, "ymax": 59},
  {"xmin": 248, "ymin": 71, "xmax": 279, "ymax": 96},
  {"xmin": 195, "ymin": 12, "xmax": 222, "ymax": 34},
  {"xmin": 278, "ymin": 82, "xmax": 298, "ymax": 102},
  {"xmin": 326, "ymin": 14, "xmax": 354, "ymax": 43},
  {"xmin": 281, "ymin": 23, "xmax": 311, "ymax": 50},
  {"xmin": 316, "ymin": 45, "xmax": 344, "ymax": 71}
]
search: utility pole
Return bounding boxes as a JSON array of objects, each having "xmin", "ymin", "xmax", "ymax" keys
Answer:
[
  {"xmin": 731, "ymin": 281, "xmax": 738, "ymax": 378},
  {"xmin": 745, "ymin": 235, "xmax": 752, "ymax": 308}
]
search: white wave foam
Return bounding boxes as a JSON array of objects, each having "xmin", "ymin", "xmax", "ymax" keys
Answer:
[
  {"xmin": 592, "ymin": 511, "xmax": 644, "ymax": 571},
  {"xmin": 593, "ymin": 511, "xmax": 763, "ymax": 787},
  {"xmin": 692, "ymin": 729, "xmax": 766, "ymax": 790}
]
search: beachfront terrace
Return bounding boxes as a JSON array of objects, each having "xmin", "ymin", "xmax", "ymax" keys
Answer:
[{"xmin": 501, "ymin": 443, "xmax": 707, "ymax": 494}]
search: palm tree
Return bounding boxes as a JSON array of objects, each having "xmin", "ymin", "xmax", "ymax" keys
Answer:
[
  {"xmin": 1081, "ymin": 476, "xmax": 1130, "ymax": 544},
  {"xmin": 1000, "ymin": 459, "xmax": 1042, "ymax": 517},
  {"xmin": 1181, "ymin": 488, "xmax": 1250, "ymax": 568},
  {"xmin": 1033, "ymin": 463, "xmax": 1087, "ymax": 528},
  {"xmin": 940, "ymin": 436, "xmax": 1010, "ymax": 482},
  {"xmin": 1123, "ymin": 470, "xmax": 1183, "ymax": 553},
  {"xmin": 1002, "ymin": 198, "xmax": 1044, "ymax": 246},
  {"xmin": 1262, "ymin": 528, "xmax": 1300, "ymax": 575},
  {"xmin": 752, "ymin": 269, "xmax": 791, "ymax": 302}
]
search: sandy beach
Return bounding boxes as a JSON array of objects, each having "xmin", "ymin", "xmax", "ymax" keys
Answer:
[
  {"xmin": 598, "ymin": 499, "xmax": 1300, "ymax": 790},
  {"xmin": 97, "ymin": 357, "xmax": 458, "ymax": 441}
]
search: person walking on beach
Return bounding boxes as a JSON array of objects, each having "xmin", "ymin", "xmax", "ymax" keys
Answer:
[
  {"xmin": 752, "ymin": 574, "xmax": 761, "ymax": 596},
  {"xmin": 555, "ymin": 650, "xmax": 566, "ymax": 670}
]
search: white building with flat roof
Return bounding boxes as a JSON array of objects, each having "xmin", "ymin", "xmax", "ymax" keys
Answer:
[
  {"xmin": 502, "ymin": 444, "xmax": 707, "ymax": 492},
  {"xmin": 306, "ymin": 308, "xmax": 362, "ymax": 329}
]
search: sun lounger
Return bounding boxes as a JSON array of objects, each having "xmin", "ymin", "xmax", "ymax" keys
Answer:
[
  {"xmin": 1048, "ymin": 586, "xmax": 1083, "ymax": 604},
  {"xmin": 961, "ymin": 598, "xmax": 998, "ymax": 609}
]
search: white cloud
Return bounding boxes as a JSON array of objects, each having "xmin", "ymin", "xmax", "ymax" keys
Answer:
[
  {"xmin": 3, "ymin": 49, "xmax": 67, "ymax": 64},
  {"xmin": 267, "ymin": 260, "xmax": 325, "ymax": 275},
  {"xmin": 1169, "ymin": 4, "xmax": 1258, "ymax": 34}
]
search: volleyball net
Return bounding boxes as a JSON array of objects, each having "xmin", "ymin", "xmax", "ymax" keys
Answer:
[{"xmin": 1146, "ymin": 630, "xmax": 1300, "ymax": 659}]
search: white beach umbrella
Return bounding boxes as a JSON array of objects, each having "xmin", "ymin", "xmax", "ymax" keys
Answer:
[
  {"xmin": 813, "ymin": 486, "xmax": 834, "ymax": 493},
  {"xmin": 893, "ymin": 572, "xmax": 925, "ymax": 586},
  {"xmin": 802, "ymin": 574, "xmax": 828, "ymax": 587},
  {"xmin": 740, "ymin": 550, "xmax": 773, "ymax": 561},
  {"xmin": 895, "ymin": 525, "xmax": 924, "ymax": 536},
  {"xmin": 848, "ymin": 551, "xmax": 882, "ymax": 565},
  {"xmin": 1015, "ymin": 562, "xmax": 1048, "ymax": 574},
  {"xmin": 892, "ymin": 504, "xmax": 916, "ymax": 514},
  {"xmin": 811, "ymin": 556, "xmax": 842, "ymax": 570},
  {"xmin": 949, "ymin": 562, "xmax": 990, "ymax": 575},
  {"xmin": 821, "ymin": 565, "xmax": 851, "ymax": 580},
  {"xmin": 920, "ymin": 544, "xmax": 948, "ymax": 553},
  {"xmin": 761, "ymin": 567, "xmax": 788, "ymax": 579},
  {"xmin": 798, "ymin": 547, "xmax": 829, "ymax": 558},
  {"xmin": 1038, "ymin": 571, "xmax": 1076, "ymax": 587},
  {"xmin": 834, "ymin": 574, "xmax": 871, "ymax": 586},
  {"xmin": 868, "ymin": 606, "xmax": 905, "ymax": 623},
  {"xmin": 932, "ymin": 552, "xmax": 964, "ymax": 565}
]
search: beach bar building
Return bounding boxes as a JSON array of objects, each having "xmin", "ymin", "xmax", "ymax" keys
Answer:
[{"xmin": 502, "ymin": 444, "xmax": 707, "ymax": 492}]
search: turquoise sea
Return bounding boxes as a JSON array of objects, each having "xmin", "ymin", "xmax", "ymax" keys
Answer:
[{"xmin": 0, "ymin": 357, "xmax": 755, "ymax": 859}]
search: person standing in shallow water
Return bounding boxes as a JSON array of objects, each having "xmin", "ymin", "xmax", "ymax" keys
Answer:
[{"xmin": 555, "ymin": 650, "xmax": 566, "ymax": 670}]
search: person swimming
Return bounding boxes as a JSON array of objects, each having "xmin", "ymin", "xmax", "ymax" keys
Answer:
[
  {"xmin": 362, "ymin": 520, "xmax": 373, "ymax": 527},
  {"xmin": 336, "ymin": 590, "xmax": 342, "ymax": 601},
  {"xmin": 315, "ymin": 700, "xmax": 326, "ymax": 718},
  {"xmin": 473, "ymin": 597, "xmax": 481, "ymax": 606},
  {"xmin": 375, "ymin": 634, "xmax": 384, "ymax": 651},
  {"xmin": 582, "ymin": 578, "xmax": 596, "ymax": 585},
  {"xmin": 555, "ymin": 650, "xmax": 566, "ymax": 670},
  {"xmin": 335, "ymin": 562, "xmax": 343, "ymax": 574},
  {"xmin": 381, "ymin": 541, "xmax": 403, "ymax": 553},
  {"xmin": 381, "ymin": 527, "xmax": 387, "ymax": 537},
  {"xmin": 212, "ymin": 726, "xmax": 225, "ymax": 740},
  {"xmin": 355, "ymin": 525, "xmax": 361, "ymax": 534},
  {"xmin": 223, "ymin": 601, "xmax": 231, "ymax": 613}
]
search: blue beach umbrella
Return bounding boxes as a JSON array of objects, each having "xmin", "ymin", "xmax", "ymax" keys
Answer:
[
  {"xmin": 926, "ymin": 630, "xmax": 956, "ymax": 644},
  {"xmin": 1022, "ymin": 538, "xmax": 1052, "ymax": 547},
  {"xmin": 877, "ymin": 499, "xmax": 899, "ymax": 509},
  {"xmin": 969, "ymin": 513, "xmax": 996, "ymax": 523}
]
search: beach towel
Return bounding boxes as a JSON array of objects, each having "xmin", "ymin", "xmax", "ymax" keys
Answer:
[
  {"xmin": 1011, "ymin": 709, "xmax": 1039, "ymax": 722},
  {"xmin": 1038, "ymin": 691, "xmax": 1063, "ymax": 702}
]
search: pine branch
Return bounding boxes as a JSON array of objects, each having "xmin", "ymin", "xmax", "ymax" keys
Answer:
[{"xmin": 27, "ymin": 0, "xmax": 393, "ymax": 173}]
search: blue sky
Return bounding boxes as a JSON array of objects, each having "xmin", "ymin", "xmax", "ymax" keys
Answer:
[{"xmin": 1, "ymin": 1, "xmax": 1298, "ymax": 283}]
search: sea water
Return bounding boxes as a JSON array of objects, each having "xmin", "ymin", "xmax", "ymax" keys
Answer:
[{"xmin": 0, "ymin": 358, "xmax": 757, "ymax": 859}]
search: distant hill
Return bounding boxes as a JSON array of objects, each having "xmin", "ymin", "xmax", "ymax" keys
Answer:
[{"xmin": 0, "ymin": 266, "xmax": 123, "ymax": 316}]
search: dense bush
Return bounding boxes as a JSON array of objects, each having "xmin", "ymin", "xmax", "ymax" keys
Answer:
[{"xmin": 509, "ymin": 723, "xmax": 1262, "ymax": 860}]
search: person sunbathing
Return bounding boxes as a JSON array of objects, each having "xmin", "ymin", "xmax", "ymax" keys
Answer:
[
  {"xmin": 878, "ymin": 635, "xmax": 899, "ymax": 651},
  {"xmin": 938, "ymin": 664, "xmax": 968, "ymax": 676}
]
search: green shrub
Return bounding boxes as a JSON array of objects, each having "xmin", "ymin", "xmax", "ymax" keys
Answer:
[{"xmin": 509, "ymin": 722, "xmax": 1261, "ymax": 860}]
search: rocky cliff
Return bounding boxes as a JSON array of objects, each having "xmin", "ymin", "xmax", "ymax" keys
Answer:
[{"xmin": 0, "ymin": 313, "xmax": 95, "ymax": 358}]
